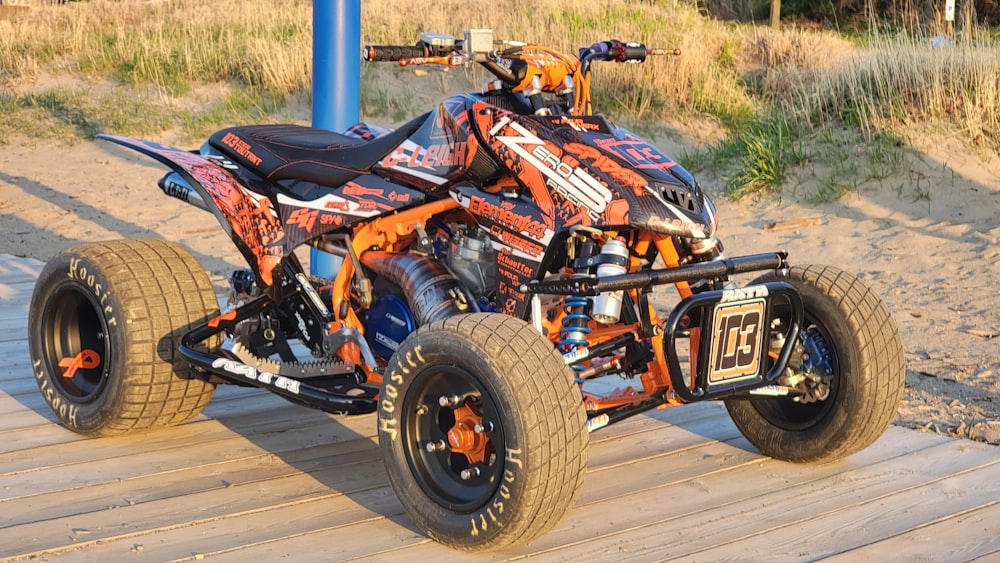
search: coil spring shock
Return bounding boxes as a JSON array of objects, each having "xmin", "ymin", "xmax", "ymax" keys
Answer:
[
  {"xmin": 559, "ymin": 229, "xmax": 599, "ymax": 376},
  {"xmin": 559, "ymin": 294, "xmax": 593, "ymax": 374}
]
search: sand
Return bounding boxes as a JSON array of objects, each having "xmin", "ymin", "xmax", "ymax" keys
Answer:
[{"xmin": 1, "ymin": 129, "xmax": 997, "ymax": 445}]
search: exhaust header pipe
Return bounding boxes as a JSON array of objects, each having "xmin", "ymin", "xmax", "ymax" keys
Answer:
[{"xmin": 361, "ymin": 251, "xmax": 470, "ymax": 325}]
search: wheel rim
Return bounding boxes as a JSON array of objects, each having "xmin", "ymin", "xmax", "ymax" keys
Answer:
[
  {"xmin": 401, "ymin": 365, "xmax": 506, "ymax": 512},
  {"xmin": 39, "ymin": 283, "xmax": 112, "ymax": 403},
  {"xmin": 752, "ymin": 311, "xmax": 840, "ymax": 430}
]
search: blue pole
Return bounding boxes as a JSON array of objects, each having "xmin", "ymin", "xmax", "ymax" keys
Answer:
[{"xmin": 310, "ymin": 0, "xmax": 361, "ymax": 277}]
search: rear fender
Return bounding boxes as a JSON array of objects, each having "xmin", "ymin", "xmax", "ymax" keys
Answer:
[{"xmin": 97, "ymin": 134, "xmax": 286, "ymax": 288}]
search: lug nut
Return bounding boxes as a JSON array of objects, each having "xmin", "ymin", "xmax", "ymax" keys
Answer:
[
  {"xmin": 460, "ymin": 466, "xmax": 481, "ymax": 480},
  {"xmin": 474, "ymin": 421, "xmax": 494, "ymax": 434},
  {"xmin": 439, "ymin": 395, "xmax": 461, "ymax": 407},
  {"xmin": 425, "ymin": 440, "xmax": 448, "ymax": 453}
]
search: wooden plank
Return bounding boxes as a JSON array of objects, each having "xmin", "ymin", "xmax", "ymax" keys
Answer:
[
  {"xmin": 0, "ymin": 326, "xmax": 28, "ymax": 345},
  {"xmin": 0, "ymin": 407, "xmax": 58, "ymax": 430},
  {"xmin": 4, "ymin": 430, "xmax": 379, "ymax": 522},
  {"xmin": 0, "ymin": 254, "xmax": 45, "ymax": 280},
  {"xmin": 524, "ymin": 433, "xmax": 996, "ymax": 561},
  {"xmin": 2, "ymin": 407, "xmax": 746, "ymax": 562},
  {"xmin": 0, "ymin": 309, "xmax": 29, "ymax": 327},
  {"xmin": 0, "ymin": 374, "xmax": 39, "ymax": 398},
  {"xmin": 0, "ymin": 282, "xmax": 40, "ymax": 304},
  {"xmin": 0, "ymin": 387, "xmax": 303, "ymax": 453},
  {"xmin": 822, "ymin": 500, "xmax": 1000, "ymax": 562},
  {"xmin": 681, "ymin": 458, "xmax": 1000, "ymax": 561},
  {"xmin": 18, "ymin": 468, "xmax": 404, "ymax": 563},
  {"xmin": 588, "ymin": 400, "xmax": 728, "ymax": 444},
  {"xmin": 0, "ymin": 385, "xmax": 262, "ymax": 433},
  {"xmin": 0, "ymin": 440, "xmax": 386, "ymax": 558},
  {"xmin": 0, "ymin": 378, "xmax": 254, "ymax": 418},
  {"xmin": 101, "ymin": 428, "xmax": 827, "ymax": 561},
  {"xmin": 0, "ymin": 400, "xmax": 370, "ymax": 479},
  {"xmin": 173, "ymin": 515, "xmax": 432, "ymax": 563},
  {"xmin": 587, "ymin": 403, "xmax": 740, "ymax": 471},
  {"xmin": 0, "ymin": 342, "xmax": 31, "ymax": 375}
]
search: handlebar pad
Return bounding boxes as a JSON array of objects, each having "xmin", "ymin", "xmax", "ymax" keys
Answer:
[{"xmin": 363, "ymin": 45, "xmax": 429, "ymax": 62}]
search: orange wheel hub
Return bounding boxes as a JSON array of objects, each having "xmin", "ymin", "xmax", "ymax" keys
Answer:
[{"xmin": 446, "ymin": 402, "xmax": 492, "ymax": 465}]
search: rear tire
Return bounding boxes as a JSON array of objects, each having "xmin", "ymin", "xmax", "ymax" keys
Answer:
[
  {"xmin": 378, "ymin": 314, "xmax": 588, "ymax": 550},
  {"xmin": 725, "ymin": 265, "xmax": 905, "ymax": 463},
  {"xmin": 29, "ymin": 239, "xmax": 219, "ymax": 436}
]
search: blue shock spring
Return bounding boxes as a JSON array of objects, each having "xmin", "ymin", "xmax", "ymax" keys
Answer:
[{"xmin": 559, "ymin": 295, "xmax": 593, "ymax": 373}]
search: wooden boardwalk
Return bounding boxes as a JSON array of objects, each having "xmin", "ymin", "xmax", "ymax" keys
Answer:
[{"xmin": 2, "ymin": 252, "xmax": 999, "ymax": 562}]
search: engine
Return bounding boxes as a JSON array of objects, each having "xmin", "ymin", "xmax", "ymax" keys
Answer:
[
  {"xmin": 362, "ymin": 224, "xmax": 499, "ymax": 362},
  {"xmin": 445, "ymin": 225, "xmax": 497, "ymax": 311}
]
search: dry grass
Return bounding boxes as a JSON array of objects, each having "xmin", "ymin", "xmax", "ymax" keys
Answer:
[
  {"xmin": 788, "ymin": 35, "xmax": 1000, "ymax": 146},
  {"xmin": 0, "ymin": 0, "xmax": 997, "ymax": 188},
  {"xmin": 0, "ymin": 0, "xmax": 760, "ymax": 130}
]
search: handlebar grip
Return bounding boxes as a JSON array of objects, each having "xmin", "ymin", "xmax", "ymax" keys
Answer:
[
  {"xmin": 618, "ymin": 42, "xmax": 647, "ymax": 63},
  {"xmin": 583, "ymin": 40, "xmax": 649, "ymax": 63},
  {"xmin": 363, "ymin": 45, "xmax": 429, "ymax": 62}
]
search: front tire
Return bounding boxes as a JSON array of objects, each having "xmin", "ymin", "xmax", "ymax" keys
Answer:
[
  {"xmin": 29, "ymin": 239, "xmax": 220, "ymax": 436},
  {"xmin": 378, "ymin": 314, "xmax": 588, "ymax": 551},
  {"xmin": 725, "ymin": 265, "xmax": 905, "ymax": 463}
]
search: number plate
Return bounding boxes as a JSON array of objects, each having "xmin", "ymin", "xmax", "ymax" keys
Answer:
[{"xmin": 707, "ymin": 298, "xmax": 766, "ymax": 384}]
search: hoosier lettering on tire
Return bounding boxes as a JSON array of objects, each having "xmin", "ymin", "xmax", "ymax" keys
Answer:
[
  {"xmin": 378, "ymin": 314, "xmax": 589, "ymax": 551},
  {"xmin": 28, "ymin": 239, "xmax": 220, "ymax": 436}
]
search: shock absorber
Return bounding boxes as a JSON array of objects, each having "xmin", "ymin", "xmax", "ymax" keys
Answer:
[
  {"xmin": 559, "ymin": 293, "xmax": 593, "ymax": 360},
  {"xmin": 558, "ymin": 236, "xmax": 597, "ymax": 366}
]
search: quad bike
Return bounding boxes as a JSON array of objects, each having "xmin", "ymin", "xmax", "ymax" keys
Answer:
[{"xmin": 29, "ymin": 30, "xmax": 905, "ymax": 551}]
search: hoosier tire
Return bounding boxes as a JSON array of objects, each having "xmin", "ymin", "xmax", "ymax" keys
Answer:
[
  {"xmin": 29, "ymin": 239, "xmax": 220, "ymax": 436},
  {"xmin": 725, "ymin": 265, "xmax": 905, "ymax": 463},
  {"xmin": 378, "ymin": 314, "xmax": 589, "ymax": 551}
]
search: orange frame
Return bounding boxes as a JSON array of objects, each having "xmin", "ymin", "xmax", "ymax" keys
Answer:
[{"xmin": 318, "ymin": 195, "xmax": 702, "ymax": 413}]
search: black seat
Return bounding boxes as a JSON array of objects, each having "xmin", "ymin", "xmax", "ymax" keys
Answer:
[{"xmin": 209, "ymin": 112, "xmax": 429, "ymax": 188}]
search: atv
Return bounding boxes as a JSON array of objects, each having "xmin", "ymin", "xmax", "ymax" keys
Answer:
[{"xmin": 28, "ymin": 30, "xmax": 905, "ymax": 551}]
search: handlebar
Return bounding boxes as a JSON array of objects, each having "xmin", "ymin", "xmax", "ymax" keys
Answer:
[
  {"xmin": 362, "ymin": 45, "xmax": 430, "ymax": 62},
  {"xmin": 581, "ymin": 40, "xmax": 681, "ymax": 64},
  {"xmin": 361, "ymin": 34, "xmax": 681, "ymax": 116}
]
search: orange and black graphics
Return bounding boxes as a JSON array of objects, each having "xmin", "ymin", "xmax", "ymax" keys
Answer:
[
  {"xmin": 453, "ymin": 186, "xmax": 551, "ymax": 256},
  {"xmin": 475, "ymin": 106, "xmax": 621, "ymax": 228},
  {"xmin": 593, "ymin": 133, "xmax": 716, "ymax": 239},
  {"xmin": 375, "ymin": 96, "xmax": 482, "ymax": 191},
  {"xmin": 495, "ymin": 248, "xmax": 541, "ymax": 317},
  {"xmin": 277, "ymin": 176, "xmax": 424, "ymax": 250},
  {"xmin": 453, "ymin": 184, "xmax": 551, "ymax": 316},
  {"xmin": 99, "ymin": 137, "xmax": 287, "ymax": 289},
  {"xmin": 478, "ymin": 108, "xmax": 715, "ymax": 240}
]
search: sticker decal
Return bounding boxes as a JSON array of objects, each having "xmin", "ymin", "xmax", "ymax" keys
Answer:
[{"xmin": 708, "ymin": 298, "xmax": 766, "ymax": 384}]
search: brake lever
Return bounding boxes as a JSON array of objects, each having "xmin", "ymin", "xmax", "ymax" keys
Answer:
[{"xmin": 399, "ymin": 54, "xmax": 469, "ymax": 67}]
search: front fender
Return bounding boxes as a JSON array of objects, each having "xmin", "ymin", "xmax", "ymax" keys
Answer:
[{"xmin": 97, "ymin": 134, "xmax": 286, "ymax": 288}]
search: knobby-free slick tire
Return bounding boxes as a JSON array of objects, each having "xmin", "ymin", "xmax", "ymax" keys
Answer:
[
  {"xmin": 378, "ymin": 313, "xmax": 589, "ymax": 550},
  {"xmin": 29, "ymin": 239, "xmax": 220, "ymax": 436},
  {"xmin": 725, "ymin": 264, "xmax": 905, "ymax": 463}
]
